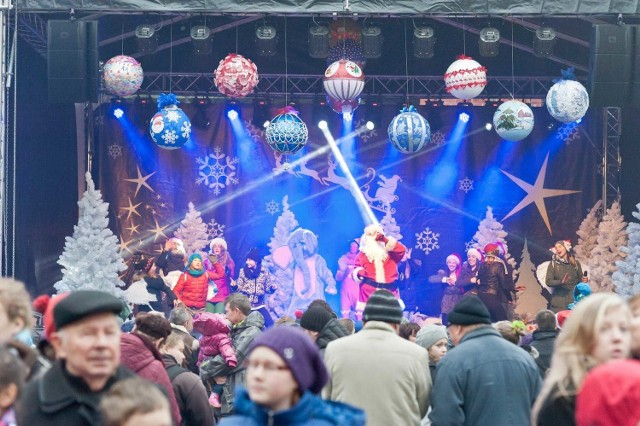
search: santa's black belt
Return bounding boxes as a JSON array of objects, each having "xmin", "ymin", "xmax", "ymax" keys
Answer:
[{"xmin": 361, "ymin": 278, "xmax": 399, "ymax": 291}]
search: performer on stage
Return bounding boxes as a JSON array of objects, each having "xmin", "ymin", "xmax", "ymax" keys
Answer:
[{"xmin": 335, "ymin": 240, "xmax": 360, "ymax": 320}]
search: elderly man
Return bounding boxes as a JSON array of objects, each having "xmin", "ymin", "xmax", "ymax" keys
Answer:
[
  {"xmin": 429, "ymin": 296, "xmax": 542, "ymax": 425},
  {"xmin": 16, "ymin": 290, "xmax": 133, "ymax": 425},
  {"xmin": 169, "ymin": 307, "xmax": 199, "ymax": 373}
]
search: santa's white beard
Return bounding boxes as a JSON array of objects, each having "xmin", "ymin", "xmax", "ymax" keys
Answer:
[{"xmin": 361, "ymin": 236, "xmax": 389, "ymax": 263}]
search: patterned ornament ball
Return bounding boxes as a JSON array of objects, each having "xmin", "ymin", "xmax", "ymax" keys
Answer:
[
  {"xmin": 102, "ymin": 55, "xmax": 144, "ymax": 97},
  {"xmin": 326, "ymin": 39, "xmax": 366, "ymax": 69},
  {"xmin": 323, "ymin": 60, "xmax": 365, "ymax": 103},
  {"xmin": 149, "ymin": 93, "xmax": 191, "ymax": 150},
  {"xmin": 388, "ymin": 105, "xmax": 431, "ymax": 154},
  {"xmin": 546, "ymin": 79, "xmax": 589, "ymax": 124},
  {"xmin": 492, "ymin": 100, "xmax": 535, "ymax": 142},
  {"xmin": 214, "ymin": 53, "xmax": 259, "ymax": 98},
  {"xmin": 265, "ymin": 107, "xmax": 309, "ymax": 154},
  {"xmin": 327, "ymin": 96, "xmax": 360, "ymax": 116},
  {"xmin": 444, "ymin": 55, "xmax": 487, "ymax": 100}
]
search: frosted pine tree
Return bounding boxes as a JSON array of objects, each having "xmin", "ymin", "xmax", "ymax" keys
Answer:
[
  {"xmin": 588, "ymin": 201, "xmax": 627, "ymax": 292},
  {"xmin": 574, "ymin": 200, "xmax": 602, "ymax": 264},
  {"xmin": 54, "ymin": 172, "xmax": 126, "ymax": 298},
  {"xmin": 515, "ymin": 238, "xmax": 548, "ymax": 319},
  {"xmin": 174, "ymin": 202, "xmax": 209, "ymax": 256},
  {"xmin": 613, "ymin": 202, "xmax": 640, "ymax": 298},
  {"xmin": 471, "ymin": 206, "xmax": 518, "ymax": 281},
  {"xmin": 380, "ymin": 210, "xmax": 403, "ymax": 241}
]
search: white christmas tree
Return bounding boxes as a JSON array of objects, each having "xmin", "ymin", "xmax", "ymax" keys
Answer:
[
  {"xmin": 54, "ymin": 172, "xmax": 126, "ymax": 297},
  {"xmin": 588, "ymin": 201, "xmax": 627, "ymax": 292},
  {"xmin": 380, "ymin": 210, "xmax": 403, "ymax": 241},
  {"xmin": 472, "ymin": 206, "xmax": 518, "ymax": 281},
  {"xmin": 574, "ymin": 200, "xmax": 602, "ymax": 264},
  {"xmin": 613, "ymin": 202, "xmax": 640, "ymax": 298},
  {"xmin": 515, "ymin": 238, "xmax": 548, "ymax": 319},
  {"xmin": 174, "ymin": 202, "xmax": 209, "ymax": 256}
]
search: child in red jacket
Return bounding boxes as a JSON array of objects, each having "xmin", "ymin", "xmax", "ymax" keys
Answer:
[
  {"xmin": 192, "ymin": 312, "xmax": 237, "ymax": 408},
  {"xmin": 174, "ymin": 253, "xmax": 224, "ymax": 310}
]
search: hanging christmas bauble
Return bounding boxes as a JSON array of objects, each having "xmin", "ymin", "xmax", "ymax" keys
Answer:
[
  {"xmin": 388, "ymin": 105, "xmax": 431, "ymax": 154},
  {"xmin": 444, "ymin": 55, "xmax": 487, "ymax": 100},
  {"xmin": 214, "ymin": 53, "xmax": 259, "ymax": 98},
  {"xmin": 546, "ymin": 67, "xmax": 589, "ymax": 123},
  {"xmin": 102, "ymin": 55, "xmax": 144, "ymax": 97},
  {"xmin": 149, "ymin": 93, "xmax": 191, "ymax": 150},
  {"xmin": 327, "ymin": 96, "xmax": 360, "ymax": 116},
  {"xmin": 323, "ymin": 60, "xmax": 365, "ymax": 103},
  {"xmin": 493, "ymin": 100, "xmax": 534, "ymax": 142},
  {"xmin": 326, "ymin": 39, "xmax": 366, "ymax": 69},
  {"xmin": 265, "ymin": 107, "xmax": 308, "ymax": 154}
]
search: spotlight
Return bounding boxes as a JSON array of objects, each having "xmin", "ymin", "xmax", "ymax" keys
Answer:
[
  {"xmin": 366, "ymin": 121, "xmax": 375, "ymax": 130},
  {"xmin": 361, "ymin": 24, "xmax": 383, "ymax": 59},
  {"xmin": 318, "ymin": 120, "xmax": 328, "ymax": 130},
  {"xmin": 191, "ymin": 25, "xmax": 212, "ymax": 55},
  {"xmin": 479, "ymin": 27, "xmax": 500, "ymax": 57},
  {"xmin": 308, "ymin": 24, "xmax": 330, "ymax": 58},
  {"xmin": 263, "ymin": 120, "xmax": 270, "ymax": 128},
  {"xmin": 485, "ymin": 122, "xmax": 493, "ymax": 131},
  {"xmin": 413, "ymin": 26, "xmax": 435, "ymax": 59},
  {"xmin": 113, "ymin": 108, "xmax": 124, "ymax": 119},
  {"xmin": 459, "ymin": 112, "xmax": 470, "ymax": 123},
  {"xmin": 343, "ymin": 111, "xmax": 353, "ymax": 122},
  {"xmin": 533, "ymin": 27, "xmax": 556, "ymax": 57},
  {"xmin": 227, "ymin": 109, "xmax": 239, "ymax": 120},
  {"xmin": 576, "ymin": 118, "xmax": 582, "ymax": 124},
  {"xmin": 135, "ymin": 24, "xmax": 157, "ymax": 55},
  {"xmin": 256, "ymin": 24, "xmax": 277, "ymax": 56}
]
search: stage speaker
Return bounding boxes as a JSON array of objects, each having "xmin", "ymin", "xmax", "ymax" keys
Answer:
[
  {"xmin": 588, "ymin": 24, "xmax": 633, "ymax": 107},
  {"xmin": 48, "ymin": 20, "xmax": 99, "ymax": 103}
]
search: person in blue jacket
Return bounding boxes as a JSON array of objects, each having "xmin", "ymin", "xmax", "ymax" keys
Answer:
[{"xmin": 219, "ymin": 326, "xmax": 366, "ymax": 426}]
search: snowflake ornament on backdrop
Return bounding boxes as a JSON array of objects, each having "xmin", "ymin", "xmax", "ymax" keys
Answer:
[
  {"xmin": 465, "ymin": 240, "xmax": 476, "ymax": 252},
  {"xmin": 431, "ymin": 131, "xmax": 446, "ymax": 146},
  {"xmin": 354, "ymin": 119, "xmax": 378, "ymax": 142},
  {"xmin": 415, "ymin": 227, "xmax": 440, "ymax": 255},
  {"xmin": 244, "ymin": 120, "xmax": 266, "ymax": 143},
  {"xmin": 196, "ymin": 146, "xmax": 240, "ymax": 195},
  {"xmin": 557, "ymin": 123, "xmax": 580, "ymax": 144},
  {"xmin": 206, "ymin": 218, "xmax": 226, "ymax": 239},
  {"xmin": 265, "ymin": 200, "xmax": 280, "ymax": 215},
  {"xmin": 459, "ymin": 177, "xmax": 474, "ymax": 193},
  {"xmin": 108, "ymin": 144, "xmax": 123, "ymax": 159}
]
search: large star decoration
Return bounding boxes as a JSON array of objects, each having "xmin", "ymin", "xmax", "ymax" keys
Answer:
[
  {"xmin": 120, "ymin": 198, "xmax": 142, "ymax": 220},
  {"xmin": 149, "ymin": 218, "xmax": 169, "ymax": 242},
  {"xmin": 501, "ymin": 153, "xmax": 580, "ymax": 235},
  {"xmin": 125, "ymin": 166, "xmax": 156, "ymax": 197}
]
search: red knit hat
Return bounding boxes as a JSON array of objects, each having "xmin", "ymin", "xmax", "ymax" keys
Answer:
[
  {"xmin": 556, "ymin": 310, "xmax": 571, "ymax": 329},
  {"xmin": 37, "ymin": 293, "xmax": 69, "ymax": 341},
  {"xmin": 576, "ymin": 359, "xmax": 640, "ymax": 426}
]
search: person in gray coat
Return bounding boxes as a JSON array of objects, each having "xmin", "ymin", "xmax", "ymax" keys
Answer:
[{"xmin": 429, "ymin": 296, "xmax": 542, "ymax": 426}]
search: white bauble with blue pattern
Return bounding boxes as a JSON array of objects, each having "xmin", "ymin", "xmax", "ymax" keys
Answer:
[
  {"xmin": 388, "ymin": 106, "xmax": 431, "ymax": 154},
  {"xmin": 546, "ymin": 79, "xmax": 589, "ymax": 124}
]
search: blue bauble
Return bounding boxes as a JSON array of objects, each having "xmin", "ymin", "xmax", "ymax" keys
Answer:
[
  {"xmin": 546, "ymin": 79, "xmax": 589, "ymax": 124},
  {"xmin": 493, "ymin": 100, "xmax": 534, "ymax": 142},
  {"xmin": 388, "ymin": 106, "xmax": 431, "ymax": 154},
  {"xmin": 265, "ymin": 111, "xmax": 308, "ymax": 154},
  {"xmin": 149, "ymin": 94, "xmax": 191, "ymax": 150}
]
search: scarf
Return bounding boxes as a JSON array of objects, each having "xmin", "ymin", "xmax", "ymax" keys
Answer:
[{"xmin": 243, "ymin": 262, "xmax": 262, "ymax": 280}]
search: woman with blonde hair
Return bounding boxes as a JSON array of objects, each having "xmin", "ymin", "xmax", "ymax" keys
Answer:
[{"xmin": 532, "ymin": 293, "xmax": 632, "ymax": 426}]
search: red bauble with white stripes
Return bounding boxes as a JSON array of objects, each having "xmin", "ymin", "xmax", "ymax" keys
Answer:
[
  {"xmin": 444, "ymin": 55, "xmax": 488, "ymax": 100},
  {"xmin": 323, "ymin": 60, "xmax": 365, "ymax": 103}
]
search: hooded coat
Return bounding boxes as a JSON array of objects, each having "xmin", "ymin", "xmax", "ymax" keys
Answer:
[{"xmin": 192, "ymin": 312, "xmax": 237, "ymax": 367}]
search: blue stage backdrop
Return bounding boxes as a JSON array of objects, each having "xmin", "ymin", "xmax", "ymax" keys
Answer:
[{"xmin": 96, "ymin": 100, "xmax": 598, "ymax": 315}]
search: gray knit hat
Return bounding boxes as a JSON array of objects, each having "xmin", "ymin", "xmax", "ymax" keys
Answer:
[
  {"xmin": 415, "ymin": 324, "xmax": 448, "ymax": 350},
  {"xmin": 362, "ymin": 289, "xmax": 403, "ymax": 324}
]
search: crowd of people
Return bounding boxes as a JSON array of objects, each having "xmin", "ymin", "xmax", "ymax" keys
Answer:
[{"xmin": 0, "ymin": 227, "xmax": 638, "ymax": 425}]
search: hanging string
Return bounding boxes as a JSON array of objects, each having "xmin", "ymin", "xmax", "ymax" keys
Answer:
[
  {"xmin": 342, "ymin": 16, "xmax": 346, "ymax": 58},
  {"xmin": 284, "ymin": 17, "xmax": 288, "ymax": 105},
  {"xmin": 235, "ymin": 25, "xmax": 239, "ymax": 54},
  {"xmin": 121, "ymin": 21, "xmax": 124, "ymax": 55},
  {"xmin": 10, "ymin": 6, "xmax": 18, "ymax": 276},
  {"xmin": 404, "ymin": 19, "xmax": 409, "ymax": 106},
  {"xmin": 462, "ymin": 17, "xmax": 466, "ymax": 56},
  {"xmin": 169, "ymin": 24, "xmax": 173, "ymax": 93},
  {"xmin": 511, "ymin": 21, "xmax": 515, "ymax": 99}
]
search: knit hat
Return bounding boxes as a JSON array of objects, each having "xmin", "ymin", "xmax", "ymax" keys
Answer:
[
  {"xmin": 446, "ymin": 254, "xmax": 461, "ymax": 265},
  {"xmin": 556, "ymin": 310, "xmax": 571, "ymax": 329},
  {"xmin": 484, "ymin": 243, "xmax": 500, "ymax": 256},
  {"xmin": 246, "ymin": 247, "xmax": 261, "ymax": 262},
  {"xmin": 187, "ymin": 253, "xmax": 203, "ymax": 267},
  {"xmin": 300, "ymin": 306, "xmax": 333, "ymax": 332},
  {"xmin": 248, "ymin": 326, "xmax": 328, "ymax": 394},
  {"xmin": 568, "ymin": 283, "xmax": 592, "ymax": 309},
  {"xmin": 210, "ymin": 238, "xmax": 227, "ymax": 252},
  {"xmin": 415, "ymin": 324, "xmax": 448, "ymax": 350},
  {"xmin": 53, "ymin": 290, "xmax": 124, "ymax": 331},
  {"xmin": 576, "ymin": 359, "xmax": 640, "ymax": 426},
  {"xmin": 447, "ymin": 296, "xmax": 492, "ymax": 325},
  {"xmin": 362, "ymin": 289, "xmax": 403, "ymax": 324},
  {"xmin": 467, "ymin": 248, "xmax": 483, "ymax": 262},
  {"xmin": 33, "ymin": 293, "xmax": 69, "ymax": 341}
]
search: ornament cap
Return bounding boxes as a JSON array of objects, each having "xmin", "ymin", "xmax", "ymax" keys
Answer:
[{"xmin": 157, "ymin": 93, "xmax": 180, "ymax": 110}]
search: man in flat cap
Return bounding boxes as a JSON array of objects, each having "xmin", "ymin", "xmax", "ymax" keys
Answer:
[{"xmin": 16, "ymin": 290, "xmax": 135, "ymax": 425}]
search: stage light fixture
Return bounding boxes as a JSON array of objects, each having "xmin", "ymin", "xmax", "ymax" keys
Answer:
[
  {"xmin": 318, "ymin": 120, "xmax": 328, "ymax": 130},
  {"xmin": 366, "ymin": 121, "xmax": 375, "ymax": 130},
  {"xmin": 485, "ymin": 123, "xmax": 493, "ymax": 131},
  {"xmin": 533, "ymin": 27, "xmax": 556, "ymax": 57},
  {"xmin": 135, "ymin": 24, "xmax": 157, "ymax": 55},
  {"xmin": 191, "ymin": 25, "xmax": 212, "ymax": 55},
  {"xmin": 479, "ymin": 27, "xmax": 500, "ymax": 57},
  {"xmin": 361, "ymin": 24, "xmax": 383, "ymax": 59},
  {"xmin": 459, "ymin": 112, "xmax": 470, "ymax": 123},
  {"xmin": 113, "ymin": 108, "xmax": 124, "ymax": 119},
  {"xmin": 413, "ymin": 26, "xmax": 435, "ymax": 59},
  {"xmin": 227, "ymin": 109, "xmax": 238, "ymax": 120},
  {"xmin": 256, "ymin": 24, "xmax": 277, "ymax": 56},
  {"xmin": 308, "ymin": 24, "xmax": 330, "ymax": 58}
]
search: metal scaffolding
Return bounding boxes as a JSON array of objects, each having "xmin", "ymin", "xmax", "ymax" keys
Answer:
[{"xmin": 602, "ymin": 107, "xmax": 622, "ymax": 210}]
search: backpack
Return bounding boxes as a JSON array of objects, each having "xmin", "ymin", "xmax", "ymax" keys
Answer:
[{"xmin": 166, "ymin": 363, "xmax": 189, "ymax": 382}]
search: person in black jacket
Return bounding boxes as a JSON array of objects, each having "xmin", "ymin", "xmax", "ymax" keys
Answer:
[
  {"xmin": 476, "ymin": 243, "xmax": 513, "ymax": 321},
  {"xmin": 135, "ymin": 258, "xmax": 177, "ymax": 316},
  {"xmin": 156, "ymin": 238, "xmax": 187, "ymax": 276},
  {"xmin": 530, "ymin": 309, "xmax": 558, "ymax": 377},
  {"xmin": 299, "ymin": 305, "xmax": 349, "ymax": 357}
]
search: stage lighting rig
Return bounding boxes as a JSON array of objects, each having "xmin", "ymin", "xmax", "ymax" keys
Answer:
[
  {"xmin": 413, "ymin": 26, "xmax": 435, "ymax": 59},
  {"xmin": 479, "ymin": 27, "xmax": 500, "ymax": 57},
  {"xmin": 191, "ymin": 25, "xmax": 212, "ymax": 55},
  {"xmin": 256, "ymin": 24, "xmax": 277, "ymax": 56},
  {"xmin": 533, "ymin": 27, "xmax": 556, "ymax": 57},
  {"xmin": 135, "ymin": 24, "xmax": 157, "ymax": 55},
  {"xmin": 308, "ymin": 23, "xmax": 330, "ymax": 58},
  {"xmin": 361, "ymin": 24, "xmax": 383, "ymax": 59}
]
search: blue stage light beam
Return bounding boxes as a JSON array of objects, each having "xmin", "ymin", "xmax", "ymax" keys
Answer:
[
  {"xmin": 227, "ymin": 109, "xmax": 239, "ymax": 120},
  {"xmin": 113, "ymin": 108, "xmax": 124, "ymax": 119},
  {"xmin": 459, "ymin": 112, "xmax": 470, "ymax": 123}
]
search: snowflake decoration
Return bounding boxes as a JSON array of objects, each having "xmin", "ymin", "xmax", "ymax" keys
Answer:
[
  {"xmin": 265, "ymin": 200, "xmax": 280, "ymax": 215},
  {"xmin": 162, "ymin": 130, "xmax": 179, "ymax": 145},
  {"xmin": 415, "ymin": 227, "xmax": 440, "ymax": 255},
  {"xmin": 465, "ymin": 240, "xmax": 476, "ymax": 252},
  {"xmin": 557, "ymin": 123, "xmax": 580, "ymax": 144},
  {"xmin": 107, "ymin": 144, "xmax": 123, "ymax": 159},
  {"xmin": 181, "ymin": 121, "xmax": 191, "ymax": 138},
  {"xmin": 207, "ymin": 218, "xmax": 226, "ymax": 239},
  {"xmin": 165, "ymin": 110, "xmax": 181, "ymax": 123},
  {"xmin": 431, "ymin": 131, "xmax": 446, "ymax": 146},
  {"xmin": 95, "ymin": 115, "xmax": 104, "ymax": 126},
  {"xmin": 244, "ymin": 120, "xmax": 266, "ymax": 143},
  {"xmin": 459, "ymin": 177, "xmax": 474, "ymax": 193},
  {"xmin": 196, "ymin": 146, "xmax": 240, "ymax": 195},
  {"xmin": 355, "ymin": 119, "xmax": 378, "ymax": 143}
]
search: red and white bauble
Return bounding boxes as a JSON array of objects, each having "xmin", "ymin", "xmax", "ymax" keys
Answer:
[
  {"xmin": 444, "ymin": 55, "xmax": 488, "ymax": 100},
  {"xmin": 214, "ymin": 53, "xmax": 259, "ymax": 98},
  {"xmin": 323, "ymin": 60, "xmax": 365, "ymax": 102}
]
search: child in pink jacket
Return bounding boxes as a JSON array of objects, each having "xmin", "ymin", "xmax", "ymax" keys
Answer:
[{"xmin": 192, "ymin": 312, "xmax": 237, "ymax": 408}]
